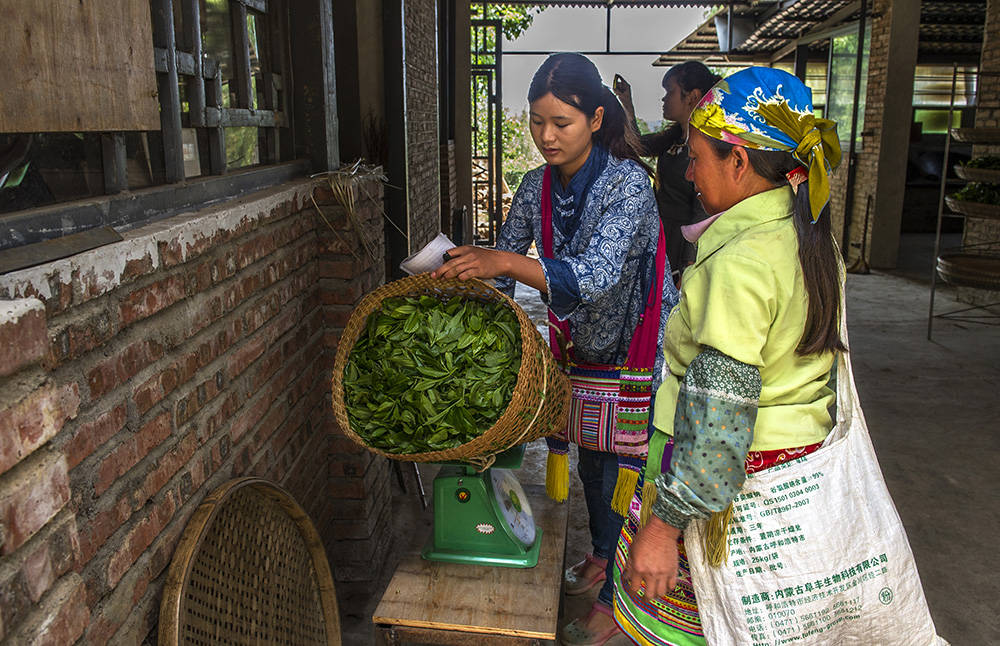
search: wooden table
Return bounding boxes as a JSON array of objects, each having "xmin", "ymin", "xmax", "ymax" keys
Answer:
[{"xmin": 373, "ymin": 484, "xmax": 569, "ymax": 645}]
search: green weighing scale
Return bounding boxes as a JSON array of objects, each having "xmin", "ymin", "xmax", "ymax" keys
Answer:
[{"xmin": 422, "ymin": 444, "xmax": 542, "ymax": 568}]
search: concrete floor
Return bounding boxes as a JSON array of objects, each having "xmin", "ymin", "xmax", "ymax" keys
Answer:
[{"xmin": 343, "ymin": 234, "xmax": 1000, "ymax": 645}]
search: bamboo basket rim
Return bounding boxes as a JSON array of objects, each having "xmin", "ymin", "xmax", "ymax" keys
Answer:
[
  {"xmin": 954, "ymin": 165, "xmax": 1000, "ymax": 184},
  {"xmin": 945, "ymin": 195, "xmax": 1000, "ymax": 220},
  {"xmin": 330, "ymin": 275, "xmax": 568, "ymax": 470},
  {"xmin": 158, "ymin": 477, "xmax": 340, "ymax": 646}
]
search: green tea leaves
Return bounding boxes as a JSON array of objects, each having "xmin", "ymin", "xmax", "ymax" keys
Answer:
[{"xmin": 343, "ymin": 295, "xmax": 521, "ymax": 454}]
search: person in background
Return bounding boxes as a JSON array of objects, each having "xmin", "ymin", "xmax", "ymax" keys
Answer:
[
  {"xmin": 613, "ymin": 62, "xmax": 721, "ymax": 280},
  {"xmin": 614, "ymin": 67, "xmax": 844, "ymax": 645},
  {"xmin": 433, "ymin": 53, "xmax": 677, "ymax": 646}
]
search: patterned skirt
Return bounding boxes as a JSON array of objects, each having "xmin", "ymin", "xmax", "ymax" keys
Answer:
[{"xmin": 612, "ymin": 441, "xmax": 823, "ymax": 646}]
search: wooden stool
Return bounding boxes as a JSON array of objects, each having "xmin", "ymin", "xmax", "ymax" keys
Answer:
[{"xmin": 373, "ymin": 484, "xmax": 569, "ymax": 645}]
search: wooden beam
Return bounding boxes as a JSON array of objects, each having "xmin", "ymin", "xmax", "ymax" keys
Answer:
[
  {"xmin": 151, "ymin": 0, "xmax": 185, "ymax": 183},
  {"xmin": 204, "ymin": 107, "xmax": 286, "ymax": 127},
  {"xmin": 181, "ymin": 0, "xmax": 206, "ymax": 127},
  {"xmin": 101, "ymin": 133, "xmax": 127, "ymax": 194},
  {"xmin": 232, "ymin": 1, "xmax": 253, "ymax": 108}
]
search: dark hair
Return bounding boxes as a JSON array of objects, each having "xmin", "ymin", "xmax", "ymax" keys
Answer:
[
  {"xmin": 528, "ymin": 53, "xmax": 651, "ymax": 175},
  {"xmin": 663, "ymin": 61, "xmax": 721, "ymax": 97},
  {"xmin": 704, "ymin": 137, "xmax": 845, "ymax": 356}
]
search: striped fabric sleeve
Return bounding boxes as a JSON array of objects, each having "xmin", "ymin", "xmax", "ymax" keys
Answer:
[{"xmin": 651, "ymin": 347, "xmax": 762, "ymax": 530}]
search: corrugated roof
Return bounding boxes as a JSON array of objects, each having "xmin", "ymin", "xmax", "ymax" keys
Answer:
[{"xmin": 654, "ymin": 0, "xmax": 987, "ymax": 66}]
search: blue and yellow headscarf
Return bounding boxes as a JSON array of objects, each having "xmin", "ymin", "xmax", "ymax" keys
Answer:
[{"xmin": 689, "ymin": 67, "xmax": 842, "ymax": 223}]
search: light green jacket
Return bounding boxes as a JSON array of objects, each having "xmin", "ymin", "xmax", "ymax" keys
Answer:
[{"xmin": 653, "ymin": 186, "xmax": 835, "ymax": 451}]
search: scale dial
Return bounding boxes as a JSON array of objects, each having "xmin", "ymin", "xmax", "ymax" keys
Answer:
[{"xmin": 490, "ymin": 468, "xmax": 536, "ymax": 547}]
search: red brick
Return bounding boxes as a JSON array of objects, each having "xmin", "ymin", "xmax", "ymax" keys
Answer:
[
  {"xmin": 121, "ymin": 253, "xmax": 155, "ymax": 282},
  {"xmin": 118, "ymin": 275, "xmax": 186, "ymax": 326},
  {"xmin": 0, "ymin": 300, "xmax": 48, "ymax": 377},
  {"xmin": 86, "ymin": 339, "xmax": 164, "ymax": 399},
  {"xmin": 63, "ymin": 404, "xmax": 127, "ymax": 470},
  {"xmin": 318, "ymin": 259, "xmax": 360, "ymax": 280},
  {"xmin": 0, "ymin": 451, "xmax": 70, "ymax": 555},
  {"xmin": 318, "ymin": 278, "xmax": 364, "ymax": 306},
  {"xmin": 137, "ymin": 433, "xmax": 197, "ymax": 505},
  {"xmin": 227, "ymin": 334, "xmax": 267, "ymax": 380},
  {"xmin": 133, "ymin": 365, "xmax": 178, "ymax": 416},
  {"xmin": 8, "ymin": 575, "xmax": 89, "ymax": 646},
  {"xmin": 106, "ymin": 492, "xmax": 176, "ymax": 587},
  {"xmin": 49, "ymin": 310, "xmax": 119, "ymax": 366},
  {"xmin": 78, "ymin": 497, "xmax": 131, "ymax": 565},
  {"xmin": 93, "ymin": 412, "xmax": 172, "ymax": 497},
  {"xmin": 0, "ymin": 382, "xmax": 80, "ymax": 476}
]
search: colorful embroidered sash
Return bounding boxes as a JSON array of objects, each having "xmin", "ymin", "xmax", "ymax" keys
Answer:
[{"xmin": 540, "ymin": 165, "xmax": 666, "ymax": 511}]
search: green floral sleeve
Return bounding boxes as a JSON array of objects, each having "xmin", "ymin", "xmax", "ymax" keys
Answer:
[{"xmin": 651, "ymin": 347, "xmax": 762, "ymax": 530}]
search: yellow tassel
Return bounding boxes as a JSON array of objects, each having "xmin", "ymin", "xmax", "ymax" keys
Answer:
[
  {"xmin": 545, "ymin": 452, "xmax": 569, "ymax": 502},
  {"xmin": 703, "ymin": 503, "xmax": 734, "ymax": 567},
  {"xmin": 611, "ymin": 467, "xmax": 639, "ymax": 517},
  {"xmin": 639, "ymin": 480, "xmax": 657, "ymax": 527}
]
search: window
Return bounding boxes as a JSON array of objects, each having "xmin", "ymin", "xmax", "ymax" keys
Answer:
[
  {"xmin": 826, "ymin": 25, "xmax": 871, "ymax": 149},
  {"xmin": 0, "ymin": 1, "xmax": 294, "ymax": 242}
]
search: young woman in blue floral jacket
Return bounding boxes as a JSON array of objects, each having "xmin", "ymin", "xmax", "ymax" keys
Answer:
[{"xmin": 435, "ymin": 53, "xmax": 678, "ymax": 646}]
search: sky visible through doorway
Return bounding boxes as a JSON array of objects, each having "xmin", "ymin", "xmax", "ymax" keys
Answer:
[{"xmin": 502, "ymin": 6, "xmax": 709, "ymax": 129}]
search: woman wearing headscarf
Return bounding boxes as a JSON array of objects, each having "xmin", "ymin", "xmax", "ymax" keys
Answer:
[{"xmin": 612, "ymin": 67, "xmax": 843, "ymax": 645}]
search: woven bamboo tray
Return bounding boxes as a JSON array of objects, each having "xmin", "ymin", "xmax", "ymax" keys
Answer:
[
  {"xmin": 951, "ymin": 128, "xmax": 1000, "ymax": 143},
  {"xmin": 330, "ymin": 275, "xmax": 570, "ymax": 470},
  {"xmin": 945, "ymin": 195, "xmax": 1000, "ymax": 221},
  {"xmin": 937, "ymin": 253, "xmax": 1000, "ymax": 290},
  {"xmin": 955, "ymin": 165, "xmax": 1000, "ymax": 184},
  {"xmin": 159, "ymin": 478, "xmax": 340, "ymax": 645}
]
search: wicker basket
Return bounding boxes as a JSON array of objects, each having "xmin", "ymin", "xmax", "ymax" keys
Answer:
[
  {"xmin": 945, "ymin": 195, "xmax": 1000, "ymax": 221},
  {"xmin": 159, "ymin": 478, "xmax": 340, "ymax": 645},
  {"xmin": 954, "ymin": 165, "xmax": 1000, "ymax": 184},
  {"xmin": 937, "ymin": 253, "xmax": 1000, "ymax": 290},
  {"xmin": 330, "ymin": 275, "xmax": 570, "ymax": 469},
  {"xmin": 951, "ymin": 128, "xmax": 1000, "ymax": 143}
]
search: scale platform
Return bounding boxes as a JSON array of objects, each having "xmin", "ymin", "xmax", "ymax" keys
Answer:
[{"xmin": 422, "ymin": 445, "xmax": 542, "ymax": 568}]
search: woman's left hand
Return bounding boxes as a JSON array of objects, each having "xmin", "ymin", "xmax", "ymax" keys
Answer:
[
  {"xmin": 431, "ymin": 246, "xmax": 509, "ymax": 280},
  {"xmin": 622, "ymin": 516, "xmax": 682, "ymax": 600}
]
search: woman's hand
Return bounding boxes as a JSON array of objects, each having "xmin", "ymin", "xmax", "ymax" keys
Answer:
[
  {"xmin": 431, "ymin": 246, "xmax": 510, "ymax": 280},
  {"xmin": 613, "ymin": 74, "xmax": 636, "ymax": 117},
  {"xmin": 622, "ymin": 516, "xmax": 682, "ymax": 600}
]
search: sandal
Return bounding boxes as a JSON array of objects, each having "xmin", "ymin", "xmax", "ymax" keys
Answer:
[
  {"xmin": 560, "ymin": 601, "xmax": 621, "ymax": 646},
  {"xmin": 564, "ymin": 553, "xmax": 607, "ymax": 596}
]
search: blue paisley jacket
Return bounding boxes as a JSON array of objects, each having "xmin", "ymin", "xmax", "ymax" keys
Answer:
[{"xmin": 495, "ymin": 156, "xmax": 678, "ymax": 386}]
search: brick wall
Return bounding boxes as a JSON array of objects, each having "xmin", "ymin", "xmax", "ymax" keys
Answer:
[
  {"xmin": 963, "ymin": 0, "xmax": 1000, "ymax": 304},
  {"xmin": 0, "ymin": 177, "xmax": 389, "ymax": 643},
  {"xmin": 404, "ymin": 0, "xmax": 443, "ymax": 252},
  {"xmin": 440, "ymin": 140, "xmax": 458, "ymax": 239}
]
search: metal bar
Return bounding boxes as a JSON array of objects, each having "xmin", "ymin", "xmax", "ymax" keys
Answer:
[
  {"xmin": 605, "ymin": 6, "xmax": 611, "ymax": 54},
  {"xmin": 151, "ymin": 0, "xmax": 185, "ymax": 183},
  {"xmin": 494, "ymin": 28, "xmax": 503, "ymax": 248},
  {"xmin": 101, "ymin": 133, "xmax": 127, "ymax": 194},
  {"xmin": 841, "ymin": 0, "xmax": 867, "ymax": 258},
  {"xmin": 232, "ymin": 1, "xmax": 253, "ymax": 109},
  {"xmin": 182, "ymin": 0, "xmax": 207, "ymax": 127},
  {"xmin": 928, "ymin": 63, "xmax": 959, "ymax": 340}
]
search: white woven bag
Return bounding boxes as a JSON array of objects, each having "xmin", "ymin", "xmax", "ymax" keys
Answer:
[{"xmin": 684, "ymin": 319, "xmax": 948, "ymax": 646}]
